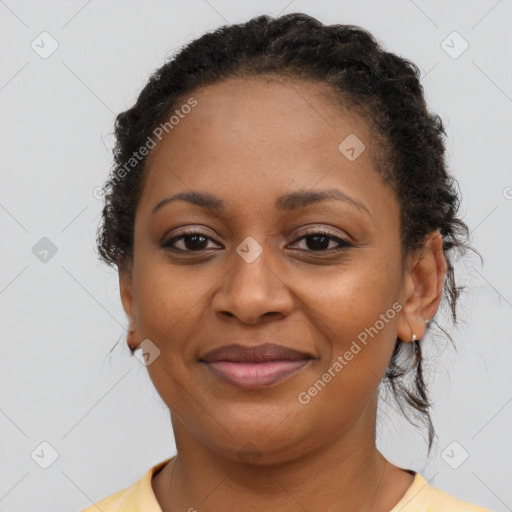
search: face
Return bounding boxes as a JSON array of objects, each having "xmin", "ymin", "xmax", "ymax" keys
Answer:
[{"xmin": 119, "ymin": 76, "xmax": 433, "ymax": 464}]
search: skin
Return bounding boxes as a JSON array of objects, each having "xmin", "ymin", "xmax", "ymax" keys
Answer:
[{"xmin": 119, "ymin": 76, "xmax": 447, "ymax": 512}]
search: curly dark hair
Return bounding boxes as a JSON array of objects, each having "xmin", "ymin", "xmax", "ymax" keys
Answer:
[{"xmin": 96, "ymin": 12, "xmax": 480, "ymax": 455}]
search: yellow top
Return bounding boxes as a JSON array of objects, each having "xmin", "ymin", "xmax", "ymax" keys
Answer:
[{"xmin": 80, "ymin": 456, "xmax": 492, "ymax": 512}]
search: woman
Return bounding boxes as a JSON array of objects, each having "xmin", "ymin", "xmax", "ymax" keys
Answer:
[{"xmin": 84, "ymin": 12, "xmax": 490, "ymax": 512}]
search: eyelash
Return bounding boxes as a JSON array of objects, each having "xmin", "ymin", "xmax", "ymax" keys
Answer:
[{"xmin": 161, "ymin": 227, "xmax": 353, "ymax": 254}]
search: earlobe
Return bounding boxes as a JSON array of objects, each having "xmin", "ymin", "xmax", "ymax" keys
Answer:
[
  {"xmin": 397, "ymin": 230, "xmax": 447, "ymax": 343},
  {"xmin": 127, "ymin": 319, "xmax": 137, "ymax": 352}
]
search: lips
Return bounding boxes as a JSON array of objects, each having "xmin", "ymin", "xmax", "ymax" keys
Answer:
[
  {"xmin": 199, "ymin": 343, "xmax": 314, "ymax": 389},
  {"xmin": 201, "ymin": 343, "xmax": 312, "ymax": 363}
]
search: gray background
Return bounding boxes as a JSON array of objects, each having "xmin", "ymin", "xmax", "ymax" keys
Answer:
[{"xmin": 0, "ymin": 1, "xmax": 510, "ymax": 511}]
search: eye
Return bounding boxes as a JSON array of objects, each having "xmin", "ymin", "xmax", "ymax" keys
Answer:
[
  {"xmin": 289, "ymin": 229, "xmax": 353, "ymax": 252},
  {"xmin": 161, "ymin": 228, "xmax": 222, "ymax": 253},
  {"xmin": 161, "ymin": 227, "xmax": 353, "ymax": 254}
]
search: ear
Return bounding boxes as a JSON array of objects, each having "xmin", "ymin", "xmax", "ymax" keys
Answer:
[
  {"xmin": 397, "ymin": 230, "xmax": 447, "ymax": 343},
  {"xmin": 118, "ymin": 262, "xmax": 137, "ymax": 350}
]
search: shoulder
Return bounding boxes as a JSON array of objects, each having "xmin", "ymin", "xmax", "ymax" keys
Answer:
[
  {"xmin": 79, "ymin": 481, "xmax": 140, "ymax": 512},
  {"xmin": 79, "ymin": 457, "xmax": 173, "ymax": 512},
  {"xmin": 425, "ymin": 480, "xmax": 493, "ymax": 511},
  {"xmin": 391, "ymin": 472, "xmax": 493, "ymax": 512}
]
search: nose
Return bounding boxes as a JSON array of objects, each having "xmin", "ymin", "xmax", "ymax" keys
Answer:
[{"xmin": 212, "ymin": 239, "xmax": 294, "ymax": 326}]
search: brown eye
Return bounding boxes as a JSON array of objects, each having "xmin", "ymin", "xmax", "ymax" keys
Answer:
[
  {"xmin": 162, "ymin": 229, "xmax": 221, "ymax": 252},
  {"xmin": 291, "ymin": 230, "xmax": 353, "ymax": 252}
]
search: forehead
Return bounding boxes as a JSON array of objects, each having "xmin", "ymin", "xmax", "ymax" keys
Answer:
[
  {"xmin": 140, "ymin": 76, "xmax": 397, "ymax": 221},
  {"xmin": 151, "ymin": 76, "xmax": 374, "ymax": 159}
]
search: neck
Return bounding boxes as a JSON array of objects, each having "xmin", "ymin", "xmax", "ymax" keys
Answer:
[{"xmin": 152, "ymin": 402, "xmax": 407, "ymax": 512}]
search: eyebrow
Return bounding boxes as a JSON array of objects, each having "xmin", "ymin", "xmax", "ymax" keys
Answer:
[{"xmin": 151, "ymin": 188, "xmax": 372, "ymax": 217}]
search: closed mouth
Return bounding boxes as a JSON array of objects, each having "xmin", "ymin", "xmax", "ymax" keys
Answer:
[{"xmin": 199, "ymin": 343, "xmax": 314, "ymax": 389}]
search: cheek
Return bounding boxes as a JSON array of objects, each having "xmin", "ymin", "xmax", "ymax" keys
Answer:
[
  {"xmin": 132, "ymin": 261, "xmax": 212, "ymax": 409},
  {"xmin": 133, "ymin": 257, "xmax": 213, "ymax": 336},
  {"xmin": 303, "ymin": 253, "xmax": 399, "ymax": 323},
  {"xmin": 299, "ymin": 256, "xmax": 401, "ymax": 373},
  {"xmin": 297, "ymin": 273, "xmax": 401, "ymax": 425},
  {"xmin": 131, "ymin": 258, "xmax": 221, "ymax": 391}
]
